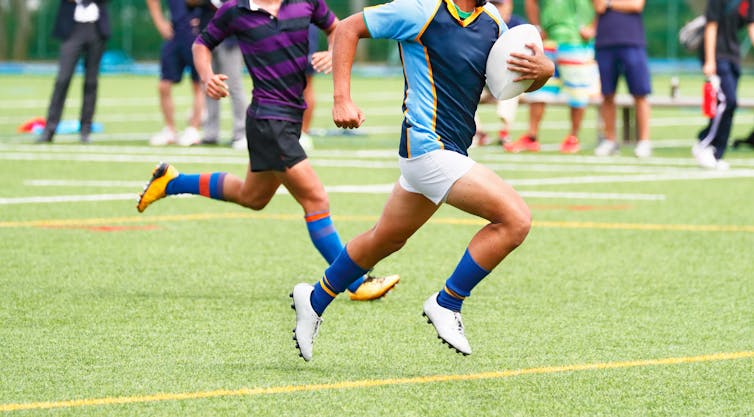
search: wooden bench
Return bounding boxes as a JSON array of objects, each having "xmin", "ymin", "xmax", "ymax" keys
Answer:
[{"xmin": 519, "ymin": 94, "xmax": 754, "ymax": 142}]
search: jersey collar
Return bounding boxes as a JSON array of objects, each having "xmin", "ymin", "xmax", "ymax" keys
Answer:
[{"xmin": 444, "ymin": 0, "xmax": 485, "ymax": 27}]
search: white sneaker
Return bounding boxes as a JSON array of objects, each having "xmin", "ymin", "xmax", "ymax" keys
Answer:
[
  {"xmin": 177, "ymin": 126, "xmax": 201, "ymax": 147},
  {"xmin": 594, "ymin": 139, "xmax": 619, "ymax": 156},
  {"xmin": 149, "ymin": 127, "xmax": 177, "ymax": 146},
  {"xmin": 715, "ymin": 159, "xmax": 730, "ymax": 171},
  {"xmin": 634, "ymin": 140, "xmax": 652, "ymax": 158},
  {"xmin": 231, "ymin": 138, "xmax": 247, "ymax": 151},
  {"xmin": 422, "ymin": 293, "xmax": 471, "ymax": 355},
  {"xmin": 290, "ymin": 283, "xmax": 322, "ymax": 361},
  {"xmin": 299, "ymin": 132, "xmax": 314, "ymax": 152},
  {"xmin": 692, "ymin": 143, "xmax": 718, "ymax": 169}
]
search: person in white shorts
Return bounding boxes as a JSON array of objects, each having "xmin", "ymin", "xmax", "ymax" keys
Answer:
[{"xmin": 290, "ymin": 0, "xmax": 554, "ymax": 361}]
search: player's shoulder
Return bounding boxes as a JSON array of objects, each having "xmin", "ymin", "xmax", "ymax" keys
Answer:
[
  {"xmin": 481, "ymin": 2, "xmax": 505, "ymax": 29},
  {"xmin": 368, "ymin": 0, "xmax": 439, "ymax": 16}
]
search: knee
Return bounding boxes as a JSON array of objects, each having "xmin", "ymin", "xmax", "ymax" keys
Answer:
[
  {"xmin": 725, "ymin": 99, "xmax": 738, "ymax": 114},
  {"xmin": 300, "ymin": 190, "xmax": 330, "ymax": 214},
  {"xmin": 239, "ymin": 195, "xmax": 272, "ymax": 211},
  {"xmin": 495, "ymin": 207, "xmax": 532, "ymax": 248},
  {"xmin": 158, "ymin": 82, "xmax": 171, "ymax": 96}
]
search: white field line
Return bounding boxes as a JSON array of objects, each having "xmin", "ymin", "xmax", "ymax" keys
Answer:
[
  {"xmin": 3, "ymin": 144, "xmax": 754, "ymax": 173},
  {"xmin": 1, "ymin": 143, "xmax": 709, "ymax": 165},
  {"xmin": 0, "ymin": 151, "xmax": 714, "ymax": 174}
]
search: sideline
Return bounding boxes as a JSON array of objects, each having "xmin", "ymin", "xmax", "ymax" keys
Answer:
[{"xmin": 1, "ymin": 351, "xmax": 751, "ymax": 412}]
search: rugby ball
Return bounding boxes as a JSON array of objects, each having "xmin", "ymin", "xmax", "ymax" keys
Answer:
[{"xmin": 485, "ymin": 24, "xmax": 543, "ymax": 100}]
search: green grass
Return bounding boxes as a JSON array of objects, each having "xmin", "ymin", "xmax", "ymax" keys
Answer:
[{"xmin": 0, "ymin": 73, "xmax": 753, "ymax": 416}]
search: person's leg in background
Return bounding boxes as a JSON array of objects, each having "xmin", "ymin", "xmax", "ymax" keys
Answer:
[
  {"xmin": 504, "ymin": 41, "xmax": 558, "ymax": 153},
  {"xmin": 624, "ymin": 45, "xmax": 653, "ymax": 158},
  {"xmin": 710, "ymin": 59, "xmax": 739, "ymax": 164},
  {"xmin": 557, "ymin": 43, "xmax": 597, "ymax": 154},
  {"xmin": 201, "ymin": 48, "xmax": 223, "ymax": 145},
  {"xmin": 496, "ymin": 96, "xmax": 519, "ymax": 146},
  {"xmin": 150, "ymin": 40, "xmax": 181, "ymax": 146},
  {"xmin": 79, "ymin": 24, "xmax": 107, "ymax": 143},
  {"xmin": 38, "ymin": 25, "xmax": 87, "ymax": 143}
]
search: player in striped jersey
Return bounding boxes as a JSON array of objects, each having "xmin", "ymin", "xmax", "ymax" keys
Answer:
[{"xmin": 136, "ymin": 0, "xmax": 399, "ymax": 301}]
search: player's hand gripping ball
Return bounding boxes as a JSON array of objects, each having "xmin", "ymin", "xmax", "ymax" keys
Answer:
[{"xmin": 485, "ymin": 24, "xmax": 544, "ymax": 100}]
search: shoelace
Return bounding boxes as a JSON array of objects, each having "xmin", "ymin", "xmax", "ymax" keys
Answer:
[
  {"xmin": 311, "ymin": 316, "xmax": 322, "ymax": 339},
  {"xmin": 453, "ymin": 312, "xmax": 465, "ymax": 335}
]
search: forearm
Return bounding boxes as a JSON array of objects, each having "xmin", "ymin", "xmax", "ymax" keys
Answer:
[
  {"xmin": 192, "ymin": 42, "xmax": 214, "ymax": 83},
  {"xmin": 524, "ymin": 0, "xmax": 540, "ymax": 27},
  {"xmin": 703, "ymin": 23, "xmax": 717, "ymax": 65},
  {"xmin": 146, "ymin": 0, "xmax": 164, "ymax": 25},
  {"xmin": 332, "ymin": 14, "xmax": 367, "ymax": 102}
]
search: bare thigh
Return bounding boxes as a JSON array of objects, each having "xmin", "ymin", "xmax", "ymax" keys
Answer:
[
  {"xmin": 446, "ymin": 164, "xmax": 529, "ymax": 223},
  {"xmin": 277, "ymin": 159, "xmax": 329, "ymax": 214},
  {"xmin": 229, "ymin": 164, "xmax": 282, "ymax": 210},
  {"xmin": 445, "ymin": 164, "xmax": 531, "ymax": 269}
]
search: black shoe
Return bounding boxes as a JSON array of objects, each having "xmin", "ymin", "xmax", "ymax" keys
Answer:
[{"xmin": 200, "ymin": 137, "xmax": 219, "ymax": 145}]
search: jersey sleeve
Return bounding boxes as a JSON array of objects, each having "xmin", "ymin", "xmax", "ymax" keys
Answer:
[
  {"xmin": 362, "ymin": 0, "xmax": 435, "ymax": 41},
  {"xmin": 483, "ymin": 2, "xmax": 508, "ymax": 38},
  {"xmin": 311, "ymin": 0, "xmax": 336, "ymax": 30},
  {"xmin": 196, "ymin": 1, "xmax": 235, "ymax": 49},
  {"xmin": 704, "ymin": 0, "xmax": 723, "ymax": 23}
]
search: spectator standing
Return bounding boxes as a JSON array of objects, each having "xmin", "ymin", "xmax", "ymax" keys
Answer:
[
  {"xmin": 146, "ymin": 0, "xmax": 213, "ymax": 146},
  {"xmin": 36, "ymin": 0, "xmax": 110, "ymax": 144},
  {"xmin": 592, "ymin": 0, "xmax": 653, "ymax": 158},
  {"xmin": 299, "ymin": 24, "xmax": 324, "ymax": 151},
  {"xmin": 200, "ymin": 0, "xmax": 248, "ymax": 149},
  {"xmin": 505, "ymin": 0, "xmax": 597, "ymax": 154},
  {"xmin": 693, "ymin": 0, "xmax": 754, "ymax": 170}
]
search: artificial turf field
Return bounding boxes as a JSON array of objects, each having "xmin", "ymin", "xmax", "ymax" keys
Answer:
[{"xmin": 1, "ymin": 73, "xmax": 753, "ymax": 416}]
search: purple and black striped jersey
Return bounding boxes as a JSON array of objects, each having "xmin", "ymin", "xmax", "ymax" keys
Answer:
[{"xmin": 196, "ymin": 0, "xmax": 336, "ymax": 122}]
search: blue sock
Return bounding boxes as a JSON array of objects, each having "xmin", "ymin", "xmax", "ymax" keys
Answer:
[
  {"xmin": 310, "ymin": 247, "xmax": 369, "ymax": 315},
  {"xmin": 436, "ymin": 248, "xmax": 490, "ymax": 312},
  {"xmin": 305, "ymin": 212, "xmax": 365, "ymax": 293},
  {"xmin": 165, "ymin": 172, "xmax": 226, "ymax": 200}
]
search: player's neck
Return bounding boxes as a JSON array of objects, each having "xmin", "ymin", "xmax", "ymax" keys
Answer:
[
  {"xmin": 452, "ymin": 0, "xmax": 476, "ymax": 13},
  {"xmin": 250, "ymin": 0, "xmax": 282, "ymax": 16}
]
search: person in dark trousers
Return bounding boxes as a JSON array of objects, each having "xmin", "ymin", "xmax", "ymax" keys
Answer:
[
  {"xmin": 693, "ymin": 0, "xmax": 754, "ymax": 170},
  {"xmin": 37, "ymin": 0, "xmax": 110, "ymax": 144},
  {"xmin": 732, "ymin": 13, "xmax": 754, "ymax": 150}
]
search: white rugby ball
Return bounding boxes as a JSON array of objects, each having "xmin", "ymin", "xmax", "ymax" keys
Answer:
[{"xmin": 485, "ymin": 24, "xmax": 543, "ymax": 100}]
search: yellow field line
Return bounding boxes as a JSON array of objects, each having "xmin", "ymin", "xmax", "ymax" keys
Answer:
[
  {"xmin": 1, "ymin": 351, "xmax": 751, "ymax": 412},
  {"xmin": 2, "ymin": 212, "xmax": 754, "ymax": 233}
]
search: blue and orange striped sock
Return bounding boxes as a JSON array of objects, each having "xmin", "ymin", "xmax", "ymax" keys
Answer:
[
  {"xmin": 165, "ymin": 172, "xmax": 227, "ymax": 200},
  {"xmin": 305, "ymin": 211, "xmax": 365, "ymax": 293},
  {"xmin": 436, "ymin": 248, "xmax": 490, "ymax": 312},
  {"xmin": 310, "ymin": 247, "xmax": 369, "ymax": 315}
]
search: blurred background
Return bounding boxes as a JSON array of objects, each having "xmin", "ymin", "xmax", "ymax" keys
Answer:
[{"xmin": 1, "ymin": 0, "xmax": 750, "ymax": 69}]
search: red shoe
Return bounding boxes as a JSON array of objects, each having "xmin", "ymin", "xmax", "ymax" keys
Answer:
[
  {"xmin": 504, "ymin": 134, "xmax": 540, "ymax": 153},
  {"xmin": 475, "ymin": 130, "xmax": 490, "ymax": 146},
  {"xmin": 498, "ymin": 130, "xmax": 510, "ymax": 145},
  {"xmin": 559, "ymin": 135, "xmax": 580, "ymax": 154}
]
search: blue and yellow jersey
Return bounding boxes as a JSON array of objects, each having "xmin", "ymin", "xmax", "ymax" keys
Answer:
[{"xmin": 364, "ymin": 0, "xmax": 506, "ymax": 158}]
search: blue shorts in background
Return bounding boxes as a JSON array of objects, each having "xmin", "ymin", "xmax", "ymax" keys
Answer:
[
  {"xmin": 160, "ymin": 35, "xmax": 199, "ymax": 83},
  {"xmin": 596, "ymin": 45, "xmax": 651, "ymax": 96}
]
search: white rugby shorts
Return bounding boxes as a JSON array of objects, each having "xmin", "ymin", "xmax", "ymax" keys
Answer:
[{"xmin": 398, "ymin": 149, "xmax": 476, "ymax": 204}]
